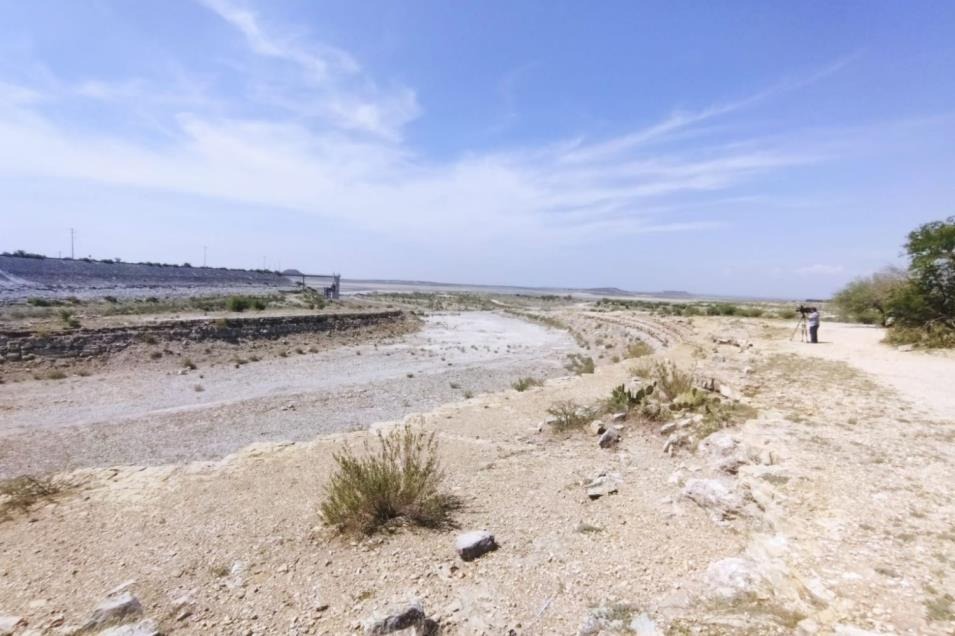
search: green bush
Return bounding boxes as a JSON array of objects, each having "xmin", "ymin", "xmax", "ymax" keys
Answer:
[
  {"xmin": 624, "ymin": 341, "xmax": 653, "ymax": 359},
  {"xmin": 320, "ymin": 426, "xmax": 460, "ymax": 535},
  {"xmin": 564, "ymin": 353, "xmax": 595, "ymax": 375},
  {"xmin": 512, "ymin": 376, "xmax": 543, "ymax": 391},
  {"xmin": 546, "ymin": 400, "xmax": 595, "ymax": 433},
  {"xmin": 227, "ymin": 296, "xmax": 251, "ymax": 312}
]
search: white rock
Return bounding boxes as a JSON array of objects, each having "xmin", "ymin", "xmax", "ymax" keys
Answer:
[
  {"xmin": 705, "ymin": 557, "xmax": 763, "ymax": 600},
  {"xmin": 82, "ymin": 592, "xmax": 143, "ymax": 631},
  {"xmin": 629, "ymin": 613, "xmax": 661, "ymax": 636},
  {"xmin": 454, "ymin": 530, "xmax": 497, "ymax": 561},
  {"xmin": 682, "ymin": 479, "xmax": 743, "ymax": 520},
  {"xmin": 589, "ymin": 420, "xmax": 606, "ymax": 436},
  {"xmin": 586, "ymin": 472, "xmax": 622, "ymax": 500},
  {"xmin": 610, "ymin": 412, "xmax": 627, "ymax": 422},
  {"xmin": 97, "ymin": 619, "xmax": 160, "ymax": 636},
  {"xmin": 698, "ymin": 432, "xmax": 738, "ymax": 458},
  {"xmin": 0, "ymin": 616, "xmax": 25, "ymax": 635}
]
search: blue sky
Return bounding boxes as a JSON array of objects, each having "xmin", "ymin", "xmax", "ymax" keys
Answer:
[{"xmin": 1, "ymin": 1, "xmax": 953, "ymax": 298}]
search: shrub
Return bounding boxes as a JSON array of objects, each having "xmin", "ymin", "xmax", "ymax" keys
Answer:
[
  {"xmin": 320, "ymin": 426, "xmax": 460, "ymax": 535},
  {"xmin": 624, "ymin": 341, "xmax": 652, "ymax": 359},
  {"xmin": 649, "ymin": 361, "xmax": 694, "ymax": 401},
  {"xmin": 546, "ymin": 400, "xmax": 595, "ymax": 433},
  {"xmin": 57, "ymin": 309, "xmax": 81, "ymax": 328},
  {"xmin": 44, "ymin": 370, "xmax": 67, "ymax": 380},
  {"xmin": 565, "ymin": 353, "xmax": 595, "ymax": 375},
  {"xmin": 512, "ymin": 376, "xmax": 542, "ymax": 392},
  {"xmin": 0, "ymin": 475, "xmax": 63, "ymax": 518},
  {"xmin": 182, "ymin": 358, "xmax": 197, "ymax": 370},
  {"xmin": 227, "ymin": 296, "xmax": 251, "ymax": 312},
  {"xmin": 149, "ymin": 351, "xmax": 163, "ymax": 360}
]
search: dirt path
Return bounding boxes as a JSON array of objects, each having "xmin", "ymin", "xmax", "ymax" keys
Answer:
[
  {"xmin": 775, "ymin": 321, "xmax": 955, "ymax": 419},
  {"xmin": 703, "ymin": 317, "xmax": 955, "ymax": 634}
]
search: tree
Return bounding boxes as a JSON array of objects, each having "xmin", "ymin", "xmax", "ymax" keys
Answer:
[
  {"xmin": 832, "ymin": 267, "xmax": 907, "ymax": 326},
  {"xmin": 897, "ymin": 215, "xmax": 955, "ymax": 325}
]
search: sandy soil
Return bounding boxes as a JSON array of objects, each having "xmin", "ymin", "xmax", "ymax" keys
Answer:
[
  {"xmin": 1, "ymin": 309, "xmax": 953, "ymax": 635},
  {"xmin": 0, "ymin": 312, "xmax": 580, "ymax": 477}
]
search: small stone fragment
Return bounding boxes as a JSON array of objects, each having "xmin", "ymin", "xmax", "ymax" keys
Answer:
[
  {"xmin": 454, "ymin": 530, "xmax": 498, "ymax": 561},
  {"xmin": 81, "ymin": 591, "xmax": 144, "ymax": 631}
]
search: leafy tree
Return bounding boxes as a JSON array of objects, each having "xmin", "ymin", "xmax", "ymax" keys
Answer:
[
  {"xmin": 895, "ymin": 215, "xmax": 955, "ymax": 326},
  {"xmin": 832, "ymin": 267, "xmax": 907, "ymax": 325}
]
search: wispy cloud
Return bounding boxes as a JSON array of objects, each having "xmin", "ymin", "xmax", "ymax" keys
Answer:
[{"xmin": 0, "ymin": 3, "xmax": 878, "ymax": 250}]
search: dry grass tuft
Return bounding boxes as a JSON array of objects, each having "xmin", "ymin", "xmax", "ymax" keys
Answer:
[
  {"xmin": 320, "ymin": 426, "xmax": 461, "ymax": 535},
  {"xmin": 546, "ymin": 400, "xmax": 595, "ymax": 433},
  {"xmin": 512, "ymin": 376, "xmax": 543, "ymax": 392},
  {"xmin": 648, "ymin": 360, "xmax": 694, "ymax": 401},
  {"xmin": 0, "ymin": 475, "xmax": 66, "ymax": 520},
  {"xmin": 624, "ymin": 340, "xmax": 653, "ymax": 359}
]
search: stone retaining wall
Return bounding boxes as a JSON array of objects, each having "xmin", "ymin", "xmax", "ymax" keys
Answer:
[{"xmin": 0, "ymin": 311, "xmax": 406, "ymax": 363}]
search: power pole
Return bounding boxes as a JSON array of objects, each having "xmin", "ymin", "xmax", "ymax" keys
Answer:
[{"xmin": 69, "ymin": 228, "xmax": 75, "ymax": 259}]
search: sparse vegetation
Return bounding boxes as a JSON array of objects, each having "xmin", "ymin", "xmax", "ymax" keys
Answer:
[
  {"xmin": 182, "ymin": 358, "xmax": 197, "ymax": 370},
  {"xmin": 512, "ymin": 376, "xmax": 542, "ymax": 391},
  {"xmin": 624, "ymin": 340, "xmax": 652, "ymax": 358},
  {"xmin": 546, "ymin": 400, "xmax": 594, "ymax": 433},
  {"xmin": 564, "ymin": 353, "xmax": 595, "ymax": 375},
  {"xmin": 57, "ymin": 309, "xmax": 81, "ymax": 329},
  {"xmin": 226, "ymin": 295, "xmax": 268, "ymax": 312},
  {"xmin": 648, "ymin": 360, "xmax": 694, "ymax": 401},
  {"xmin": 0, "ymin": 475, "xmax": 65, "ymax": 519},
  {"xmin": 320, "ymin": 426, "xmax": 461, "ymax": 535}
]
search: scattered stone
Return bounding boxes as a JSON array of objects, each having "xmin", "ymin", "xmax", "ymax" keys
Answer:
[
  {"xmin": 896, "ymin": 344, "xmax": 914, "ymax": 352},
  {"xmin": 682, "ymin": 478, "xmax": 743, "ymax": 520},
  {"xmin": 629, "ymin": 613, "xmax": 661, "ymax": 636},
  {"xmin": 598, "ymin": 427, "xmax": 620, "ymax": 448},
  {"xmin": 0, "ymin": 616, "xmax": 25, "ymax": 635},
  {"xmin": 698, "ymin": 432, "xmax": 738, "ymax": 458},
  {"xmin": 454, "ymin": 530, "xmax": 498, "ymax": 561},
  {"xmin": 589, "ymin": 420, "xmax": 606, "ymax": 436},
  {"xmin": 663, "ymin": 432, "xmax": 690, "ymax": 456},
  {"xmin": 586, "ymin": 472, "xmax": 622, "ymax": 500},
  {"xmin": 365, "ymin": 602, "xmax": 437, "ymax": 635},
  {"xmin": 170, "ymin": 592, "xmax": 195, "ymax": 621},
  {"xmin": 705, "ymin": 557, "xmax": 763, "ymax": 601},
  {"xmin": 610, "ymin": 412, "xmax": 627, "ymax": 422},
  {"xmin": 97, "ymin": 619, "xmax": 160, "ymax": 636},
  {"xmin": 81, "ymin": 591, "xmax": 144, "ymax": 631}
]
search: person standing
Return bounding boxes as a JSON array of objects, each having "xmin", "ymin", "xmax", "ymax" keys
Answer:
[{"xmin": 807, "ymin": 307, "xmax": 820, "ymax": 343}]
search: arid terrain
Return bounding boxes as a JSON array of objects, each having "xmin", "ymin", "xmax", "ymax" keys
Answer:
[{"xmin": 1, "ymin": 296, "xmax": 953, "ymax": 635}]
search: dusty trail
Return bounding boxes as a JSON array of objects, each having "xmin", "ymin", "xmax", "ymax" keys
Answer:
[
  {"xmin": 775, "ymin": 322, "xmax": 955, "ymax": 420},
  {"xmin": 712, "ymin": 318, "xmax": 955, "ymax": 634}
]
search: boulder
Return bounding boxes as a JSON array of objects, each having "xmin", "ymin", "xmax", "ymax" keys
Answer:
[
  {"xmin": 81, "ymin": 592, "xmax": 143, "ymax": 631},
  {"xmin": 586, "ymin": 472, "xmax": 622, "ymax": 500},
  {"xmin": 705, "ymin": 557, "xmax": 763, "ymax": 601},
  {"xmin": 0, "ymin": 616, "xmax": 25, "ymax": 635},
  {"xmin": 454, "ymin": 531, "xmax": 497, "ymax": 561},
  {"xmin": 698, "ymin": 432, "xmax": 738, "ymax": 459},
  {"xmin": 589, "ymin": 420, "xmax": 606, "ymax": 436},
  {"xmin": 598, "ymin": 427, "xmax": 620, "ymax": 448},
  {"xmin": 365, "ymin": 601, "xmax": 438, "ymax": 635},
  {"xmin": 682, "ymin": 478, "xmax": 743, "ymax": 520}
]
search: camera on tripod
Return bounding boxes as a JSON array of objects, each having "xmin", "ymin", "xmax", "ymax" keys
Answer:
[{"xmin": 796, "ymin": 304, "xmax": 812, "ymax": 317}]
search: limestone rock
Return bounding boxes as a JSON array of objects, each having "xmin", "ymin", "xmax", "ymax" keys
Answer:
[
  {"xmin": 586, "ymin": 472, "xmax": 622, "ymax": 500},
  {"xmin": 454, "ymin": 530, "xmax": 497, "ymax": 561},
  {"xmin": 682, "ymin": 478, "xmax": 743, "ymax": 520},
  {"xmin": 698, "ymin": 432, "xmax": 737, "ymax": 459},
  {"xmin": 598, "ymin": 427, "xmax": 620, "ymax": 448},
  {"xmin": 629, "ymin": 613, "xmax": 661, "ymax": 636},
  {"xmin": 705, "ymin": 557, "xmax": 763, "ymax": 601},
  {"xmin": 589, "ymin": 420, "xmax": 606, "ymax": 436},
  {"xmin": 96, "ymin": 619, "xmax": 160, "ymax": 636},
  {"xmin": 81, "ymin": 591, "xmax": 143, "ymax": 631},
  {"xmin": 610, "ymin": 412, "xmax": 627, "ymax": 422},
  {"xmin": 0, "ymin": 616, "xmax": 25, "ymax": 635}
]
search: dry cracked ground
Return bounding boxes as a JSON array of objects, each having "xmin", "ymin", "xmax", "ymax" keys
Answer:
[{"xmin": 1, "ymin": 306, "xmax": 954, "ymax": 635}]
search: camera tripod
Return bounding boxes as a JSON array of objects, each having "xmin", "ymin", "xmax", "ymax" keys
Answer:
[{"xmin": 790, "ymin": 314, "xmax": 808, "ymax": 342}]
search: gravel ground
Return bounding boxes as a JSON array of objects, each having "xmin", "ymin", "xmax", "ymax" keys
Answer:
[{"xmin": 0, "ymin": 312, "xmax": 580, "ymax": 477}]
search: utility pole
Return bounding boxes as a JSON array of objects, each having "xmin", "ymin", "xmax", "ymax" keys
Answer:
[
  {"xmin": 69, "ymin": 228, "xmax": 75, "ymax": 259},
  {"xmin": 203, "ymin": 245, "xmax": 207, "ymax": 267}
]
